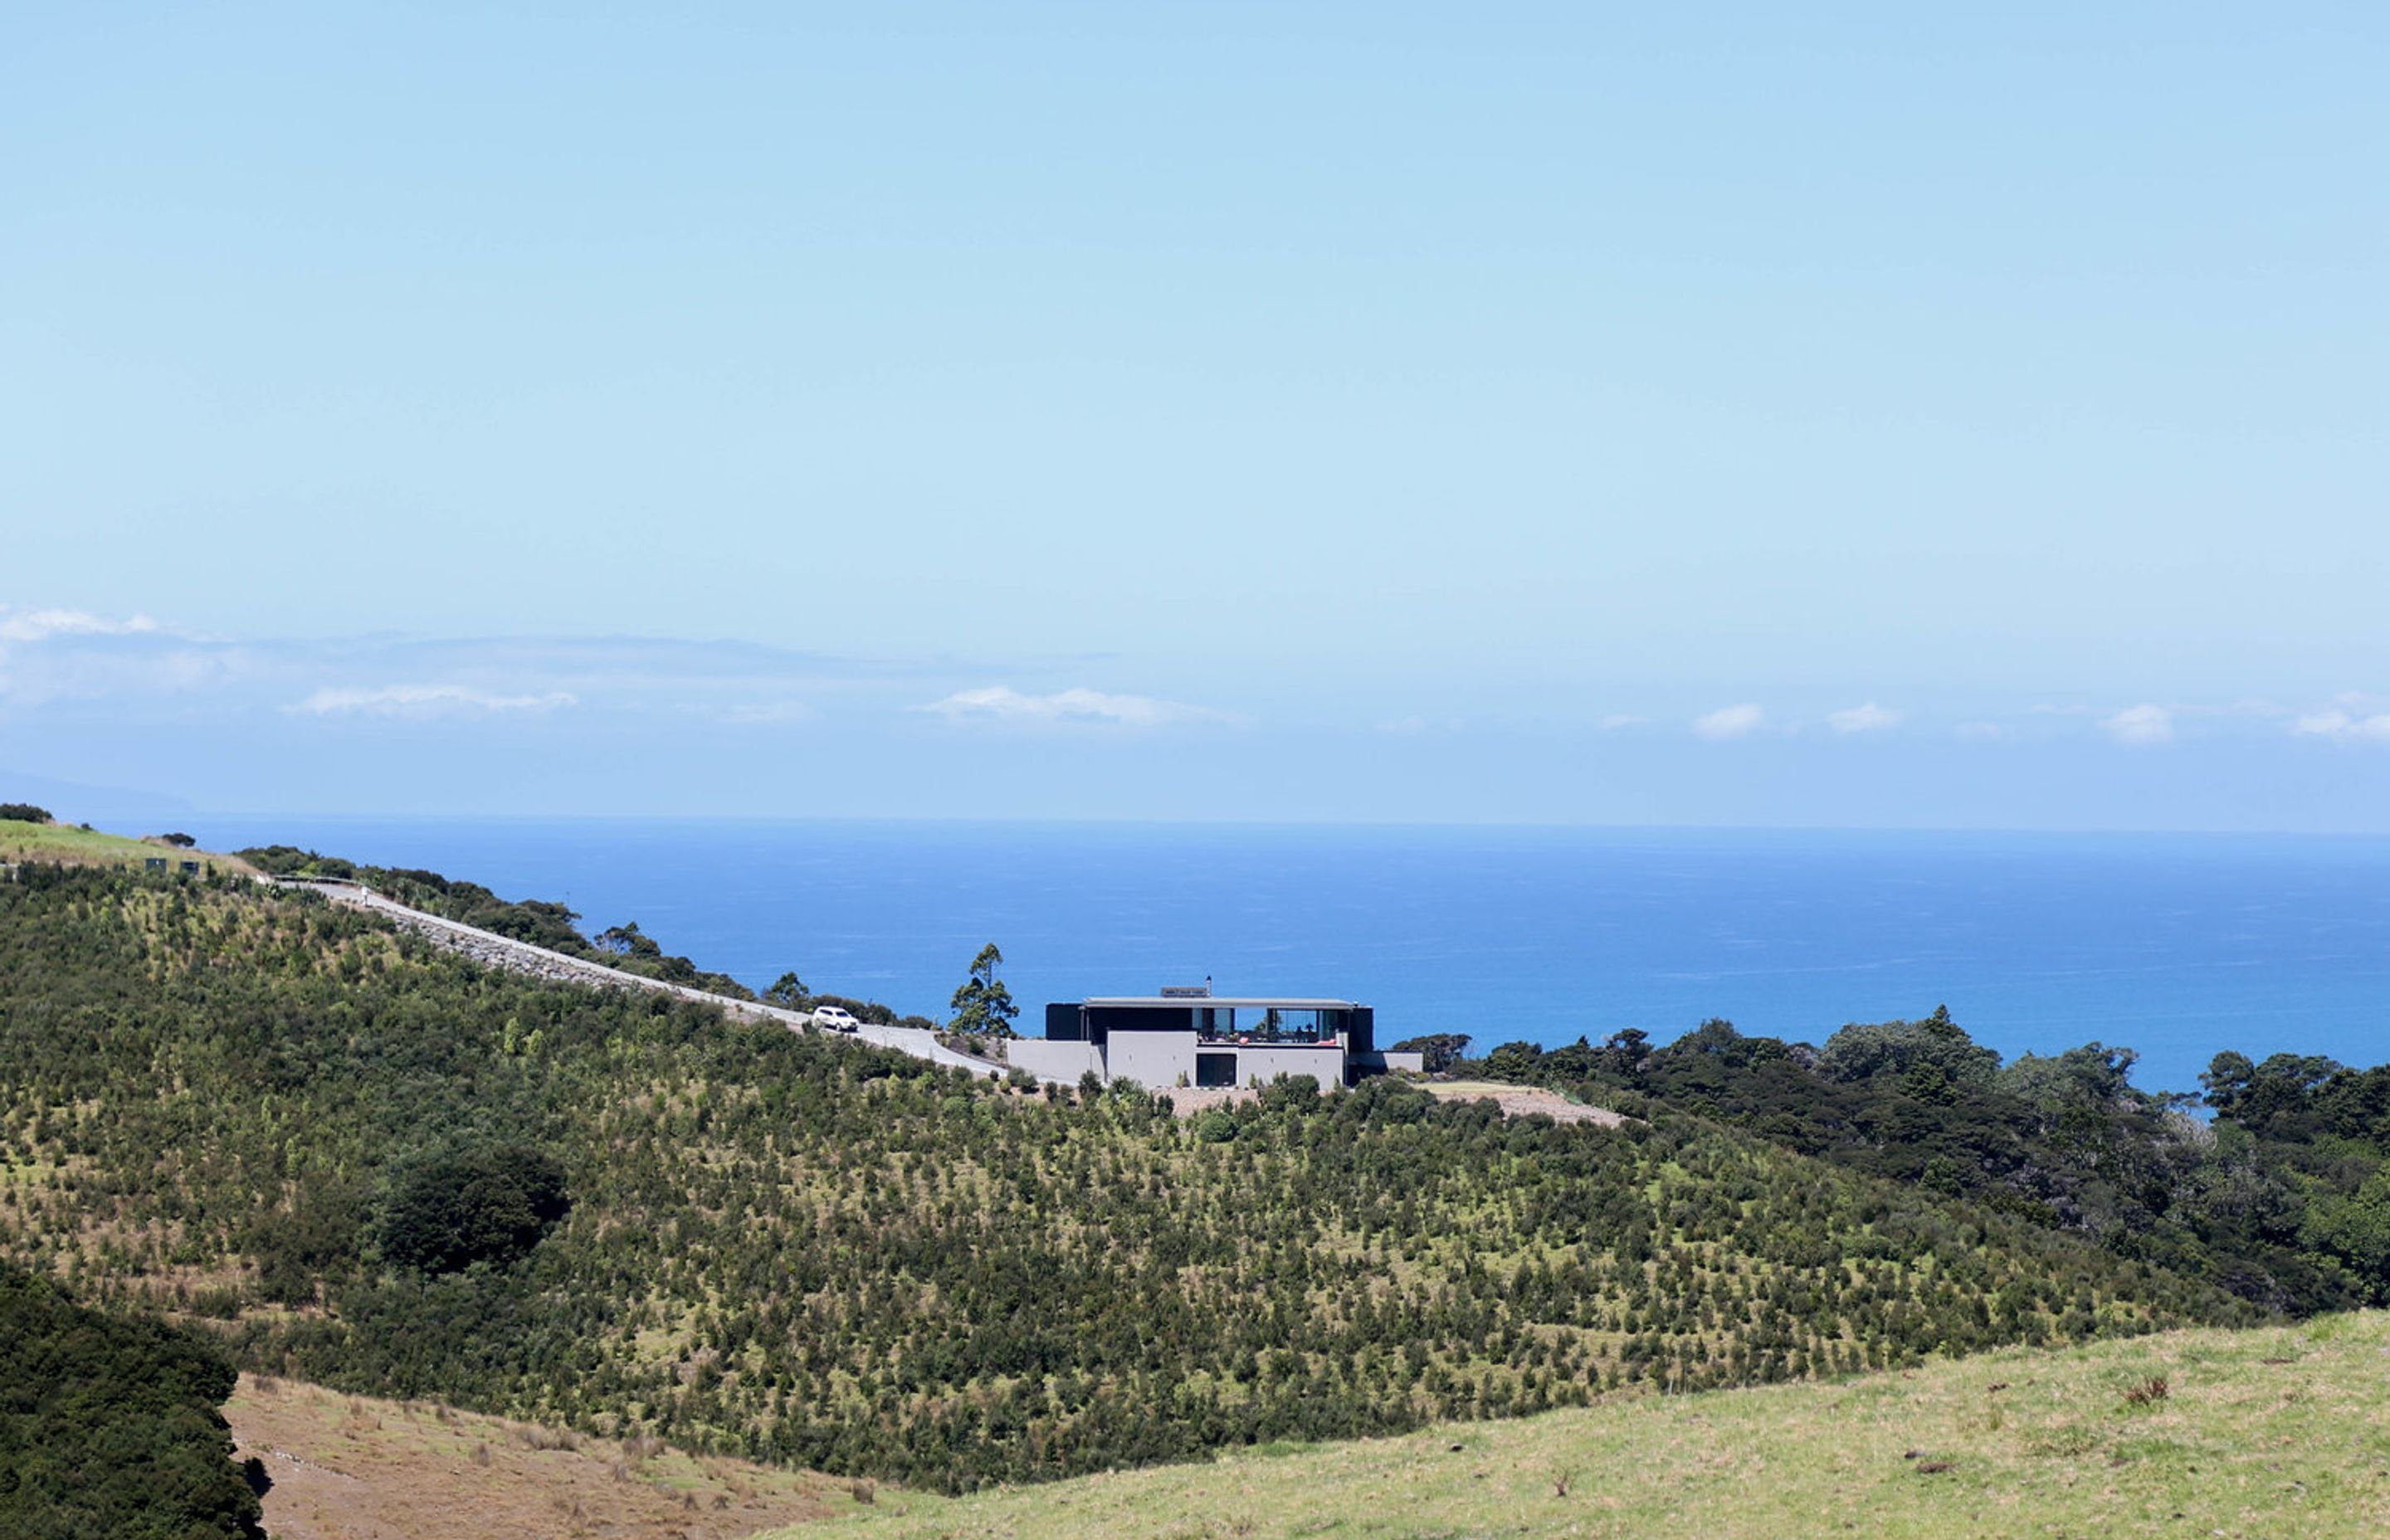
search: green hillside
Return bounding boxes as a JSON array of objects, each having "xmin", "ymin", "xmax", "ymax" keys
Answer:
[
  {"xmin": 1451, "ymin": 1011, "xmax": 2390, "ymax": 1315},
  {"xmin": 0, "ymin": 865, "xmax": 2247, "ymax": 1497},
  {"xmin": 772, "ymin": 1311, "xmax": 2390, "ymax": 1539},
  {"xmin": 0, "ymin": 811, "xmax": 250, "ymax": 875}
]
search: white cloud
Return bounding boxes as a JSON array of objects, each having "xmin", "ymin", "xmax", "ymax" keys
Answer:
[
  {"xmin": 0, "ymin": 607, "xmax": 162, "ymax": 644},
  {"xmin": 1691, "ymin": 703, "xmax": 1764, "ymax": 740},
  {"xmin": 923, "ymin": 685, "xmax": 1234, "ymax": 729},
  {"xmin": 2293, "ymin": 709, "xmax": 2390, "ymax": 743},
  {"xmin": 294, "ymin": 684, "xmax": 578, "ymax": 717},
  {"xmin": 1598, "ymin": 714, "xmax": 1648, "ymax": 731},
  {"xmin": 1827, "ymin": 702, "xmax": 1902, "ymax": 734},
  {"xmin": 2101, "ymin": 704, "xmax": 2174, "ymax": 746}
]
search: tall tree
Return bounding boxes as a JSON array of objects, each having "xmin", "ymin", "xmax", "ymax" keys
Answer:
[{"xmin": 949, "ymin": 942, "xmax": 1019, "ymax": 1038}]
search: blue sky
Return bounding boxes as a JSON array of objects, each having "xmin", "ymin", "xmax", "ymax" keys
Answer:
[{"xmin": 5, "ymin": 4, "xmax": 2386, "ymax": 826}]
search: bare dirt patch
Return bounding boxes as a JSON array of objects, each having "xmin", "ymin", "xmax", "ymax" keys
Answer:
[
  {"xmin": 1167, "ymin": 1085, "xmax": 1256, "ymax": 1117},
  {"xmin": 1167, "ymin": 1080, "xmax": 1627, "ymax": 1127},
  {"xmin": 1420, "ymin": 1081, "xmax": 1628, "ymax": 1127},
  {"xmin": 228, "ymin": 1374, "xmax": 838, "ymax": 1540}
]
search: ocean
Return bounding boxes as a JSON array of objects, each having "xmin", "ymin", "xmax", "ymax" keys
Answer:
[{"xmin": 187, "ymin": 817, "xmax": 2390, "ymax": 1099}]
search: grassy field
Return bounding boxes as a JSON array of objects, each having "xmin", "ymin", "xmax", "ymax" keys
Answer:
[
  {"xmin": 228, "ymin": 1373, "xmax": 839, "ymax": 1540},
  {"xmin": 763, "ymin": 1312, "xmax": 2390, "ymax": 1539},
  {"xmin": 0, "ymin": 815, "xmax": 251, "ymax": 873}
]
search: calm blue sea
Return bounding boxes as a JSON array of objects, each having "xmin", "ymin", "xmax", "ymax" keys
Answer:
[{"xmin": 187, "ymin": 818, "xmax": 2390, "ymax": 1098}]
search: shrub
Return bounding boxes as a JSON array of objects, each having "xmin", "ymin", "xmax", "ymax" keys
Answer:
[
  {"xmin": 1260, "ymin": 1074, "xmax": 1321, "ymax": 1113},
  {"xmin": 0, "ymin": 802, "xmax": 52, "ymax": 824},
  {"xmin": 379, "ymin": 1144, "xmax": 569, "ymax": 1274}
]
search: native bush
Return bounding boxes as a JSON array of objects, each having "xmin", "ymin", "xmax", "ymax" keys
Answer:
[
  {"xmin": 0, "ymin": 1263, "xmax": 265, "ymax": 1539},
  {"xmin": 380, "ymin": 1145, "xmax": 569, "ymax": 1274}
]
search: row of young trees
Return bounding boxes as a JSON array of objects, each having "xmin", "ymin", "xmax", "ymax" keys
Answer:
[{"xmin": 0, "ymin": 867, "xmax": 2244, "ymax": 1493}]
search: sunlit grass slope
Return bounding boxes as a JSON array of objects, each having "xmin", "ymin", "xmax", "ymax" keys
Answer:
[
  {"xmin": 0, "ymin": 815, "xmax": 251, "ymax": 874},
  {"xmin": 769, "ymin": 1312, "xmax": 2390, "ymax": 1540}
]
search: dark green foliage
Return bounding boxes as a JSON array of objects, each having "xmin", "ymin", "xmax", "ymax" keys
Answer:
[
  {"xmin": 0, "ymin": 1263, "xmax": 265, "ymax": 1540},
  {"xmin": 380, "ymin": 1145, "xmax": 568, "ymax": 1274},
  {"xmin": 1391, "ymin": 1033, "xmax": 1471, "ymax": 1073},
  {"xmin": 0, "ymin": 803, "xmax": 52, "ymax": 824},
  {"xmin": 1815, "ymin": 1006, "xmax": 1998, "ymax": 1087},
  {"xmin": 1258, "ymin": 1073, "xmax": 1321, "ymax": 1112},
  {"xmin": 597, "ymin": 922, "xmax": 664, "ymax": 960},
  {"xmin": 1468, "ymin": 1010, "xmax": 2390, "ymax": 1314},
  {"xmin": 249, "ymin": 1180, "xmax": 366, "ymax": 1306},
  {"xmin": 0, "ymin": 868, "xmax": 2250, "ymax": 1496},
  {"xmin": 947, "ymin": 942, "xmax": 1019, "ymax": 1038},
  {"xmin": 237, "ymin": 844, "xmax": 354, "ymax": 879}
]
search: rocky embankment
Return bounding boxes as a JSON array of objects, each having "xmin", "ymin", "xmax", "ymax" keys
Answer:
[{"xmin": 371, "ymin": 899, "xmax": 679, "ymax": 992}]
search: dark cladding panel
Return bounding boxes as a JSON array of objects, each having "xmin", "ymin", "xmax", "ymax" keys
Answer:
[
  {"xmin": 1044, "ymin": 1001, "xmax": 1084, "ymax": 1041},
  {"xmin": 1346, "ymin": 1007, "xmax": 1375, "ymax": 1055},
  {"xmin": 1087, "ymin": 1005, "xmax": 1196, "ymax": 1036}
]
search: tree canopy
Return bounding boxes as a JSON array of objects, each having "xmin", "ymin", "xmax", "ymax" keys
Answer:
[
  {"xmin": 379, "ymin": 1144, "xmax": 570, "ymax": 1274},
  {"xmin": 0, "ymin": 1264, "xmax": 266, "ymax": 1539},
  {"xmin": 948, "ymin": 941, "xmax": 1019, "ymax": 1038},
  {"xmin": 1390, "ymin": 1033, "xmax": 1472, "ymax": 1073}
]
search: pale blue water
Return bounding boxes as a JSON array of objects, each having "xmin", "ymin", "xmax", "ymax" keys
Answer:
[{"xmin": 189, "ymin": 819, "xmax": 2390, "ymax": 1097}]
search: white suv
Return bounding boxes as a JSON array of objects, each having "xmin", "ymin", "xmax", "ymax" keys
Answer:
[{"xmin": 812, "ymin": 1005, "xmax": 860, "ymax": 1033}]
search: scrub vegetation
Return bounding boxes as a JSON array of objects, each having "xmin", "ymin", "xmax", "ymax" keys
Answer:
[
  {"xmin": 768, "ymin": 1310, "xmax": 2390, "ymax": 1540},
  {"xmin": 0, "ymin": 865, "xmax": 2246, "ymax": 1497},
  {"xmin": 1462, "ymin": 1009, "xmax": 2390, "ymax": 1315}
]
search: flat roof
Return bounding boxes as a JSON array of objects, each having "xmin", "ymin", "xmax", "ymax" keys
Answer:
[{"xmin": 1079, "ymin": 997, "xmax": 1360, "ymax": 1010}]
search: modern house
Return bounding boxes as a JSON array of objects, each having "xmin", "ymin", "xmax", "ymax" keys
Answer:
[{"xmin": 1006, "ymin": 984, "xmax": 1422, "ymax": 1089}]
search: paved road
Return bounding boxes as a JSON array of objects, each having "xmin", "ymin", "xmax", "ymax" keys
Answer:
[{"xmin": 263, "ymin": 876, "xmax": 997, "ymax": 1077}]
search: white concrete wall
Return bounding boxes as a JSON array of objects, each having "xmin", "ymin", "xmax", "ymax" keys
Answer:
[
  {"xmin": 1004, "ymin": 1038, "xmax": 1105, "ymax": 1085},
  {"xmin": 1234, "ymin": 1045, "xmax": 1348, "ymax": 1089},
  {"xmin": 1104, "ymin": 1030, "xmax": 1199, "ymax": 1090}
]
